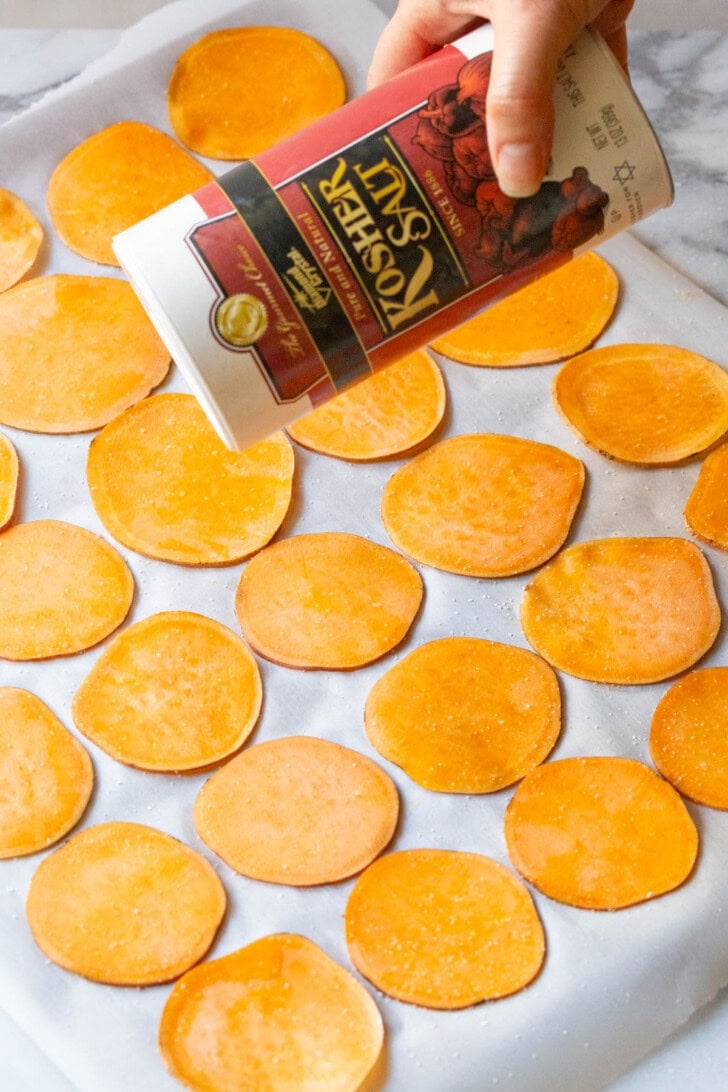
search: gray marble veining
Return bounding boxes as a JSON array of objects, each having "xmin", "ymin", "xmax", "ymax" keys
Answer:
[
  {"xmin": 629, "ymin": 30, "xmax": 728, "ymax": 307},
  {"xmin": 0, "ymin": 29, "xmax": 119, "ymax": 125}
]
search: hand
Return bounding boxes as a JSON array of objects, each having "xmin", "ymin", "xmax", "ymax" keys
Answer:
[{"xmin": 368, "ymin": 0, "xmax": 634, "ymax": 197}]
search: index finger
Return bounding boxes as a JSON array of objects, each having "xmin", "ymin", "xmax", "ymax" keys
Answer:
[
  {"xmin": 367, "ymin": 4, "xmax": 482, "ymax": 88},
  {"xmin": 484, "ymin": 2, "xmax": 583, "ymax": 195}
]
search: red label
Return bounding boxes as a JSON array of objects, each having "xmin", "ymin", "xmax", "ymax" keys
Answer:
[{"xmin": 186, "ymin": 44, "xmax": 609, "ymax": 401}]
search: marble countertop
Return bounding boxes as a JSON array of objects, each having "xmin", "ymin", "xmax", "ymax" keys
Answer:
[{"xmin": 0, "ymin": 17, "xmax": 727, "ymax": 1092}]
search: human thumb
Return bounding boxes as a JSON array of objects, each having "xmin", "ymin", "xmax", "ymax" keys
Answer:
[{"xmin": 485, "ymin": 3, "xmax": 583, "ymax": 197}]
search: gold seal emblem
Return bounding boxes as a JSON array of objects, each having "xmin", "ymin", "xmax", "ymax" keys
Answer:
[{"xmin": 214, "ymin": 293, "xmax": 268, "ymax": 347}]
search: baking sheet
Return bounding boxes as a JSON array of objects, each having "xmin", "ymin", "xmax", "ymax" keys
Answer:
[{"xmin": 1, "ymin": 1, "xmax": 728, "ymax": 1089}]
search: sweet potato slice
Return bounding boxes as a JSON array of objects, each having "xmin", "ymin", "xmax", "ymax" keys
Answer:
[
  {"xmin": 159, "ymin": 933, "xmax": 383, "ymax": 1091},
  {"xmin": 0, "ymin": 519, "xmax": 133, "ymax": 660},
  {"xmin": 554, "ymin": 343, "xmax": 728, "ymax": 464},
  {"xmin": 194, "ymin": 735, "xmax": 398, "ymax": 884},
  {"xmin": 345, "ymin": 849, "xmax": 544, "ymax": 1009},
  {"xmin": 0, "ymin": 432, "xmax": 18, "ymax": 528},
  {"xmin": 650, "ymin": 667, "xmax": 728, "ymax": 809},
  {"xmin": 47, "ymin": 120, "xmax": 212, "ymax": 265},
  {"xmin": 504, "ymin": 756, "xmax": 698, "ymax": 909},
  {"xmin": 287, "ymin": 349, "xmax": 446, "ymax": 461},
  {"xmin": 381, "ymin": 433, "xmax": 584, "ymax": 576},
  {"xmin": 167, "ymin": 27, "xmax": 346, "ymax": 160},
  {"xmin": 0, "ymin": 275, "xmax": 170, "ymax": 432},
  {"xmin": 235, "ymin": 531, "xmax": 422, "ymax": 668},
  {"xmin": 520, "ymin": 536, "xmax": 720, "ymax": 684},
  {"xmin": 430, "ymin": 252, "xmax": 618, "ymax": 366},
  {"xmin": 87, "ymin": 393, "xmax": 294, "ymax": 565},
  {"xmin": 26, "ymin": 821, "xmax": 226, "ymax": 986},
  {"xmin": 365, "ymin": 636, "xmax": 560, "ymax": 793},
  {"xmin": 0, "ymin": 688, "xmax": 93, "ymax": 858},
  {"xmin": 72, "ymin": 611, "xmax": 262, "ymax": 772},
  {"xmin": 685, "ymin": 441, "xmax": 728, "ymax": 550},
  {"xmin": 0, "ymin": 188, "xmax": 43, "ymax": 293}
]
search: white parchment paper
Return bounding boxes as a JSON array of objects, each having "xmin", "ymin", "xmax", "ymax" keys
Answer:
[{"xmin": 0, "ymin": 2, "xmax": 727, "ymax": 1089}]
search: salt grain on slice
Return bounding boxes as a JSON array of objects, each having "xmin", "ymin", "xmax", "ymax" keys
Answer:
[
  {"xmin": 505, "ymin": 756, "xmax": 698, "ymax": 909},
  {"xmin": 159, "ymin": 934, "xmax": 383, "ymax": 1091},
  {"xmin": 345, "ymin": 849, "xmax": 545, "ymax": 1008}
]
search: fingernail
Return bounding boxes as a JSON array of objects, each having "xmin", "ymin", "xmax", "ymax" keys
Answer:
[{"xmin": 496, "ymin": 142, "xmax": 544, "ymax": 198}]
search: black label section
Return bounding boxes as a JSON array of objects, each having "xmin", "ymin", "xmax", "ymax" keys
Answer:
[
  {"xmin": 219, "ymin": 161, "xmax": 371, "ymax": 391},
  {"xmin": 299, "ymin": 130, "xmax": 469, "ymax": 336}
]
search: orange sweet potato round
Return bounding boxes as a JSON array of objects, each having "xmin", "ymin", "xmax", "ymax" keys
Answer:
[
  {"xmin": 47, "ymin": 120, "xmax": 213, "ymax": 265},
  {"xmin": 0, "ymin": 688, "xmax": 93, "ymax": 858},
  {"xmin": 0, "ymin": 432, "xmax": 18, "ymax": 528},
  {"xmin": 168, "ymin": 27, "xmax": 346, "ymax": 159},
  {"xmin": 0, "ymin": 275, "xmax": 170, "ymax": 432},
  {"xmin": 650, "ymin": 667, "xmax": 728, "ymax": 809},
  {"xmin": 87, "ymin": 393, "xmax": 294, "ymax": 565},
  {"xmin": 0, "ymin": 188, "xmax": 43, "ymax": 293},
  {"xmin": 26, "ymin": 821, "xmax": 226, "ymax": 985},
  {"xmin": 520, "ymin": 536, "xmax": 720, "ymax": 684},
  {"xmin": 0, "ymin": 519, "xmax": 133, "ymax": 660},
  {"xmin": 430, "ymin": 252, "xmax": 618, "ymax": 366},
  {"xmin": 194, "ymin": 735, "xmax": 398, "ymax": 884},
  {"xmin": 505, "ymin": 756, "xmax": 698, "ymax": 909},
  {"xmin": 287, "ymin": 350, "xmax": 446, "ymax": 461},
  {"xmin": 381, "ymin": 433, "xmax": 584, "ymax": 576},
  {"xmin": 345, "ymin": 849, "xmax": 545, "ymax": 1008},
  {"xmin": 72, "ymin": 611, "xmax": 262, "ymax": 772},
  {"xmin": 365, "ymin": 636, "xmax": 560, "ymax": 792},
  {"xmin": 553, "ymin": 343, "xmax": 728, "ymax": 464},
  {"xmin": 235, "ymin": 531, "xmax": 423, "ymax": 669},
  {"xmin": 684, "ymin": 441, "xmax": 728, "ymax": 551},
  {"xmin": 159, "ymin": 934, "xmax": 383, "ymax": 1091}
]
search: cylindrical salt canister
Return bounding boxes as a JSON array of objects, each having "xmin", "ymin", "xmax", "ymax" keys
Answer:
[{"xmin": 113, "ymin": 25, "xmax": 673, "ymax": 450}]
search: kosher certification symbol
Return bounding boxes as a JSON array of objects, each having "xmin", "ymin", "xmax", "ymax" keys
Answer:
[{"xmin": 613, "ymin": 161, "xmax": 636, "ymax": 184}]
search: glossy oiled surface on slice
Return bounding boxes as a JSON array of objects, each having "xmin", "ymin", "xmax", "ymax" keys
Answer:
[
  {"xmin": 0, "ymin": 187, "xmax": 43, "ymax": 293},
  {"xmin": 0, "ymin": 275, "xmax": 170, "ymax": 432},
  {"xmin": 235, "ymin": 531, "xmax": 422, "ymax": 668},
  {"xmin": 72, "ymin": 611, "xmax": 262, "ymax": 771},
  {"xmin": 520, "ymin": 536, "xmax": 720, "ymax": 683},
  {"xmin": 365, "ymin": 636, "xmax": 560, "ymax": 792},
  {"xmin": 650, "ymin": 667, "xmax": 728, "ymax": 809},
  {"xmin": 288, "ymin": 350, "xmax": 445, "ymax": 461},
  {"xmin": 345, "ymin": 849, "xmax": 545, "ymax": 1008},
  {"xmin": 0, "ymin": 432, "xmax": 18, "ymax": 527},
  {"xmin": 554, "ymin": 342, "xmax": 728, "ymax": 463},
  {"xmin": 159, "ymin": 934, "xmax": 383, "ymax": 1091},
  {"xmin": 382, "ymin": 433, "xmax": 584, "ymax": 576},
  {"xmin": 47, "ymin": 120, "xmax": 212, "ymax": 265},
  {"xmin": 87, "ymin": 393, "xmax": 294, "ymax": 565},
  {"xmin": 685, "ymin": 441, "xmax": 728, "ymax": 550},
  {"xmin": 430, "ymin": 252, "xmax": 618, "ymax": 366},
  {"xmin": 26, "ymin": 822, "xmax": 226, "ymax": 985},
  {"xmin": 168, "ymin": 27, "xmax": 346, "ymax": 159},
  {"xmin": 505, "ymin": 756, "xmax": 698, "ymax": 909},
  {"xmin": 0, "ymin": 519, "xmax": 133, "ymax": 660},
  {"xmin": 0, "ymin": 688, "xmax": 92, "ymax": 858}
]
